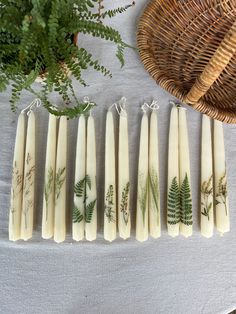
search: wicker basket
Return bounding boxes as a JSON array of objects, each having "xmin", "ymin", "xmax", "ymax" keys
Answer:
[{"xmin": 137, "ymin": 0, "xmax": 236, "ymax": 123}]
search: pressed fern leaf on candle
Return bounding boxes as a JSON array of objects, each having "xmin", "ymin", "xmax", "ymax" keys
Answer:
[
  {"xmin": 85, "ymin": 200, "xmax": 97, "ymax": 223},
  {"xmin": 74, "ymin": 176, "xmax": 88, "ymax": 199},
  {"xmin": 74, "ymin": 175, "xmax": 96, "ymax": 224},
  {"xmin": 180, "ymin": 174, "xmax": 193, "ymax": 226},
  {"xmin": 167, "ymin": 177, "xmax": 180, "ymax": 225},
  {"xmin": 72, "ymin": 207, "xmax": 84, "ymax": 224},
  {"xmin": 73, "ymin": 175, "xmax": 92, "ymax": 223}
]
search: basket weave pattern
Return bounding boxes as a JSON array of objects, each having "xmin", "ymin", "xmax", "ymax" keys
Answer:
[{"xmin": 137, "ymin": 0, "xmax": 236, "ymax": 123}]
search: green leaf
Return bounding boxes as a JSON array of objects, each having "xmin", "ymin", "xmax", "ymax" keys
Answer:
[
  {"xmin": 149, "ymin": 168, "xmax": 159, "ymax": 214},
  {"xmin": 1, "ymin": 0, "xmax": 134, "ymax": 117},
  {"xmin": 138, "ymin": 172, "xmax": 149, "ymax": 225},
  {"xmin": 74, "ymin": 178, "xmax": 85, "ymax": 198},
  {"xmin": 55, "ymin": 167, "xmax": 66, "ymax": 200},
  {"xmin": 72, "ymin": 206, "xmax": 84, "ymax": 223},
  {"xmin": 85, "ymin": 199, "xmax": 96, "ymax": 223},
  {"xmin": 105, "ymin": 185, "xmax": 116, "ymax": 223},
  {"xmin": 120, "ymin": 182, "xmax": 130, "ymax": 225},
  {"xmin": 180, "ymin": 173, "xmax": 193, "ymax": 226},
  {"xmin": 167, "ymin": 176, "xmax": 180, "ymax": 225}
]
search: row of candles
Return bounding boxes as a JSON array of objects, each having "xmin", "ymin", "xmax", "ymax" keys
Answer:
[{"xmin": 8, "ymin": 98, "xmax": 230, "ymax": 242}]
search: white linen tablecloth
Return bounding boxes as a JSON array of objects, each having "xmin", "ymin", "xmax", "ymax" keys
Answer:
[{"xmin": 0, "ymin": 1, "xmax": 236, "ymax": 313}]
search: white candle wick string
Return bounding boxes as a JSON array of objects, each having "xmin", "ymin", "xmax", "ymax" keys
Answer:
[
  {"xmin": 150, "ymin": 100, "xmax": 160, "ymax": 110},
  {"xmin": 21, "ymin": 98, "xmax": 41, "ymax": 115},
  {"xmin": 118, "ymin": 97, "xmax": 127, "ymax": 117},
  {"xmin": 83, "ymin": 96, "xmax": 95, "ymax": 108},
  {"xmin": 82, "ymin": 96, "xmax": 95, "ymax": 117},
  {"xmin": 108, "ymin": 102, "xmax": 118, "ymax": 112},
  {"xmin": 141, "ymin": 103, "xmax": 149, "ymax": 113}
]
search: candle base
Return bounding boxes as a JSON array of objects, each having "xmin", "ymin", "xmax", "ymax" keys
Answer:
[{"xmin": 180, "ymin": 224, "xmax": 192, "ymax": 238}]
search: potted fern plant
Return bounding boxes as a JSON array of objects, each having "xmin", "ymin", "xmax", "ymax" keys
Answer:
[{"xmin": 0, "ymin": 0, "xmax": 135, "ymax": 118}]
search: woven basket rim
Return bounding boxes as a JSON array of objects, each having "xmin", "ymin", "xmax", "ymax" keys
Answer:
[{"xmin": 137, "ymin": 0, "xmax": 236, "ymax": 123}]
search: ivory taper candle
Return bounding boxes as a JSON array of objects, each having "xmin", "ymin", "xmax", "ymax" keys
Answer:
[
  {"xmin": 167, "ymin": 105, "xmax": 180, "ymax": 237},
  {"xmin": 118, "ymin": 99, "xmax": 131, "ymax": 239},
  {"xmin": 42, "ymin": 114, "xmax": 57, "ymax": 239},
  {"xmin": 178, "ymin": 107, "xmax": 193, "ymax": 237},
  {"xmin": 149, "ymin": 109, "xmax": 161, "ymax": 239},
  {"xmin": 54, "ymin": 116, "xmax": 67, "ymax": 243},
  {"xmin": 21, "ymin": 111, "xmax": 36, "ymax": 241},
  {"xmin": 201, "ymin": 115, "xmax": 214, "ymax": 238},
  {"xmin": 9, "ymin": 113, "xmax": 26, "ymax": 241},
  {"xmin": 214, "ymin": 120, "xmax": 230, "ymax": 234},
  {"xmin": 136, "ymin": 111, "xmax": 149, "ymax": 242},
  {"xmin": 104, "ymin": 110, "xmax": 116, "ymax": 242},
  {"xmin": 85, "ymin": 114, "xmax": 97, "ymax": 241},
  {"xmin": 73, "ymin": 115, "xmax": 86, "ymax": 241}
]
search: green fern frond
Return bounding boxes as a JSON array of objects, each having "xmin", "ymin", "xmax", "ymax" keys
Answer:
[
  {"xmin": 85, "ymin": 199, "xmax": 96, "ymax": 223},
  {"xmin": 1, "ymin": 0, "xmax": 134, "ymax": 117},
  {"xmin": 74, "ymin": 178, "xmax": 86, "ymax": 198},
  {"xmin": 167, "ymin": 176, "xmax": 180, "ymax": 225},
  {"xmin": 180, "ymin": 173, "xmax": 193, "ymax": 226},
  {"xmin": 72, "ymin": 206, "xmax": 84, "ymax": 223}
]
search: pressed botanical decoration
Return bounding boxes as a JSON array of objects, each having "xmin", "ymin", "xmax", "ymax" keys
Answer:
[
  {"xmin": 179, "ymin": 174, "xmax": 192, "ymax": 227},
  {"xmin": 167, "ymin": 177, "xmax": 180, "ymax": 226},
  {"xmin": 54, "ymin": 117, "xmax": 67, "ymax": 243},
  {"xmin": 118, "ymin": 98, "xmax": 131, "ymax": 239},
  {"xmin": 201, "ymin": 176, "xmax": 213, "ymax": 221},
  {"xmin": 9, "ymin": 113, "xmax": 26, "ymax": 241},
  {"xmin": 44, "ymin": 168, "xmax": 54, "ymax": 220},
  {"xmin": 42, "ymin": 115, "xmax": 57, "ymax": 239},
  {"xmin": 136, "ymin": 107, "xmax": 149, "ymax": 242},
  {"xmin": 104, "ymin": 185, "xmax": 116, "ymax": 224},
  {"xmin": 73, "ymin": 176, "xmax": 93, "ymax": 222},
  {"xmin": 149, "ymin": 167, "xmax": 160, "ymax": 236},
  {"xmin": 104, "ymin": 110, "xmax": 116, "ymax": 242},
  {"xmin": 9, "ymin": 101, "xmax": 40, "ymax": 241},
  {"xmin": 167, "ymin": 105, "xmax": 180, "ymax": 237},
  {"xmin": 215, "ymin": 171, "xmax": 228, "ymax": 215},
  {"xmin": 201, "ymin": 115, "xmax": 214, "ymax": 238},
  {"xmin": 120, "ymin": 182, "xmax": 130, "ymax": 226},
  {"xmin": 85, "ymin": 114, "xmax": 97, "ymax": 241},
  {"xmin": 55, "ymin": 168, "xmax": 66, "ymax": 201},
  {"xmin": 149, "ymin": 105, "xmax": 161, "ymax": 239},
  {"xmin": 178, "ymin": 107, "xmax": 193, "ymax": 237},
  {"xmin": 72, "ymin": 115, "xmax": 86, "ymax": 241},
  {"xmin": 214, "ymin": 120, "xmax": 230, "ymax": 234},
  {"xmin": 9, "ymin": 98, "xmax": 234, "ymax": 242},
  {"xmin": 0, "ymin": 0, "xmax": 135, "ymax": 117},
  {"xmin": 20, "ymin": 112, "xmax": 36, "ymax": 241}
]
